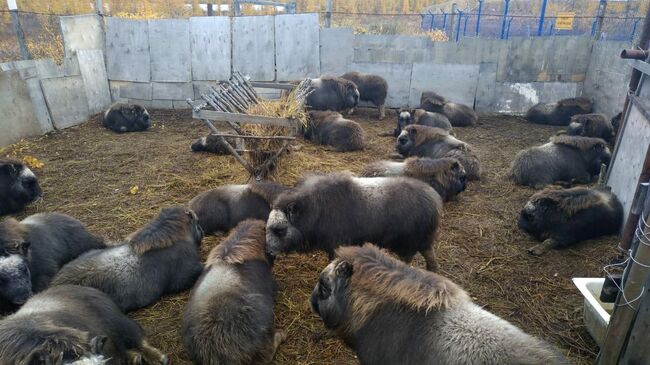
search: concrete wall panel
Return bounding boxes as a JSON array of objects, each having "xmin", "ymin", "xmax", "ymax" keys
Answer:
[
  {"xmin": 232, "ymin": 16, "xmax": 275, "ymax": 81},
  {"xmin": 149, "ymin": 19, "xmax": 192, "ymax": 82},
  {"xmin": 77, "ymin": 50, "xmax": 111, "ymax": 114},
  {"xmin": 41, "ymin": 76, "xmax": 90, "ymax": 129},
  {"xmin": 190, "ymin": 17, "xmax": 231, "ymax": 81},
  {"xmin": 491, "ymin": 82, "xmax": 579, "ymax": 114},
  {"xmin": 409, "ymin": 63, "xmax": 479, "ymax": 107},
  {"xmin": 275, "ymin": 13, "xmax": 320, "ymax": 80},
  {"xmin": 106, "ymin": 18, "xmax": 150, "ymax": 82},
  {"xmin": 152, "ymin": 82, "xmax": 193, "ymax": 100},
  {"xmin": 60, "ymin": 15, "xmax": 104, "ymax": 76},
  {"xmin": 350, "ymin": 62, "xmax": 412, "ymax": 108},
  {"xmin": 320, "ymin": 28, "xmax": 353, "ymax": 75},
  {"xmin": 0, "ymin": 70, "xmax": 43, "ymax": 147},
  {"xmin": 583, "ymin": 41, "xmax": 631, "ymax": 117}
]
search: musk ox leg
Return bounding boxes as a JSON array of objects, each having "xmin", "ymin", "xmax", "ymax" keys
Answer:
[
  {"xmin": 140, "ymin": 341, "xmax": 170, "ymax": 365},
  {"xmin": 379, "ymin": 105, "xmax": 386, "ymax": 120},
  {"xmin": 421, "ymin": 246, "xmax": 439, "ymax": 272},
  {"xmin": 347, "ymin": 108, "xmax": 355, "ymax": 115},
  {"xmin": 126, "ymin": 350, "xmax": 143, "ymax": 365},
  {"xmin": 528, "ymin": 238, "xmax": 559, "ymax": 256},
  {"xmin": 266, "ymin": 330, "xmax": 287, "ymax": 364}
]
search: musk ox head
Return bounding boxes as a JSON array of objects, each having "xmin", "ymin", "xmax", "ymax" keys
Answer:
[
  {"xmin": 26, "ymin": 335, "xmax": 108, "ymax": 365},
  {"xmin": 0, "ymin": 160, "xmax": 42, "ymax": 215},
  {"xmin": 310, "ymin": 259, "xmax": 352, "ymax": 329},
  {"xmin": 190, "ymin": 136, "xmax": 208, "ymax": 152},
  {"xmin": 585, "ymin": 143, "xmax": 612, "ymax": 175},
  {"xmin": 103, "ymin": 103, "xmax": 151, "ymax": 133},
  {"xmin": 344, "ymin": 82, "xmax": 360, "ymax": 110},
  {"xmin": 126, "ymin": 104, "xmax": 151, "ymax": 131},
  {"xmin": 395, "ymin": 110, "xmax": 412, "ymax": 137},
  {"xmin": 0, "ymin": 253, "xmax": 32, "ymax": 305},
  {"xmin": 265, "ymin": 205, "xmax": 304, "ymax": 256},
  {"xmin": 395, "ymin": 127, "xmax": 417, "ymax": 156},
  {"xmin": 517, "ymin": 199, "xmax": 559, "ymax": 240}
]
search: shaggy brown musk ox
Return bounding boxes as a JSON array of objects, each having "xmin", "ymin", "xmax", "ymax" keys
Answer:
[
  {"xmin": 340, "ymin": 71, "xmax": 388, "ymax": 119},
  {"xmin": 525, "ymin": 96, "xmax": 593, "ymax": 126},
  {"xmin": 419, "ymin": 91, "xmax": 477, "ymax": 127},
  {"xmin": 302, "ymin": 111, "xmax": 366, "ymax": 152}
]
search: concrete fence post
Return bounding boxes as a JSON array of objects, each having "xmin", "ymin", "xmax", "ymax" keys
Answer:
[
  {"xmin": 449, "ymin": 3, "xmax": 457, "ymax": 39},
  {"xmin": 7, "ymin": 0, "xmax": 31, "ymax": 60}
]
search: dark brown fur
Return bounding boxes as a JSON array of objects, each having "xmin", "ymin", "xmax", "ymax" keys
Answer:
[
  {"xmin": 526, "ymin": 97, "xmax": 593, "ymax": 126},
  {"xmin": 303, "ymin": 111, "xmax": 366, "ymax": 152},
  {"xmin": 128, "ymin": 208, "xmax": 199, "ymax": 255},
  {"xmin": 305, "ymin": 76, "xmax": 360, "ymax": 112},
  {"xmin": 190, "ymin": 134, "xmax": 241, "ymax": 155},
  {"xmin": 565, "ymin": 113, "xmax": 614, "ymax": 143},
  {"xmin": 419, "ymin": 92, "xmax": 477, "ymax": 127},
  {"xmin": 340, "ymin": 72, "xmax": 388, "ymax": 119}
]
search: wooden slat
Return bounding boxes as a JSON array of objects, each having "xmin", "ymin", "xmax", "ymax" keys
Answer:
[
  {"xmin": 193, "ymin": 109, "xmax": 296, "ymax": 128},
  {"xmin": 251, "ymin": 81, "xmax": 295, "ymax": 90},
  {"xmin": 212, "ymin": 133, "xmax": 295, "ymax": 141}
]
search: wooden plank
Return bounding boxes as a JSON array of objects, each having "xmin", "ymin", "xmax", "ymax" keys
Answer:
[
  {"xmin": 193, "ymin": 110, "xmax": 296, "ymax": 128},
  {"xmin": 213, "ymin": 133, "xmax": 295, "ymax": 140},
  {"xmin": 251, "ymin": 81, "xmax": 295, "ymax": 90},
  {"xmin": 629, "ymin": 59, "xmax": 650, "ymax": 77}
]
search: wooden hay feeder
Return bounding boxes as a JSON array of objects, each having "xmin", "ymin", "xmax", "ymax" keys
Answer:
[{"xmin": 187, "ymin": 71, "xmax": 311, "ymax": 180}]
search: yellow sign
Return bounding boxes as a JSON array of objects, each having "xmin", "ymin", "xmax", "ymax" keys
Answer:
[{"xmin": 555, "ymin": 12, "xmax": 575, "ymax": 30}]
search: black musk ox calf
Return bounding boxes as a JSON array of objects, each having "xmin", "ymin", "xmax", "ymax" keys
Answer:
[
  {"xmin": 396, "ymin": 125, "xmax": 481, "ymax": 180},
  {"xmin": 266, "ymin": 173, "xmax": 443, "ymax": 271},
  {"xmin": 305, "ymin": 76, "xmax": 360, "ymax": 112},
  {"xmin": 419, "ymin": 91, "xmax": 477, "ymax": 127},
  {"xmin": 340, "ymin": 72, "xmax": 388, "ymax": 119},
  {"xmin": 525, "ymin": 96, "xmax": 593, "ymax": 126},
  {"xmin": 188, "ymin": 181, "xmax": 288, "ymax": 235},
  {"xmin": 52, "ymin": 206, "xmax": 203, "ymax": 312},
  {"xmin": 0, "ymin": 285, "xmax": 168, "ymax": 365},
  {"xmin": 302, "ymin": 111, "xmax": 366, "ymax": 152},
  {"xmin": 0, "ymin": 213, "xmax": 104, "ymax": 307},
  {"xmin": 361, "ymin": 157, "xmax": 466, "ymax": 202},
  {"xmin": 394, "ymin": 109, "xmax": 452, "ymax": 136},
  {"xmin": 519, "ymin": 186, "xmax": 623, "ymax": 256},
  {"xmin": 102, "ymin": 103, "xmax": 151, "ymax": 133},
  {"xmin": 183, "ymin": 220, "xmax": 284, "ymax": 365},
  {"xmin": 565, "ymin": 113, "xmax": 614, "ymax": 143},
  {"xmin": 311, "ymin": 244, "xmax": 570, "ymax": 365},
  {"xmin": 190, "ymin": 134, "xmax": 241, "ymax": 155},
  {"xmin": 509, "ymin": 135, "xmax": 611, "ymax": 188},
  {"xmin": 0, "ymin": 158, "xmax": 41, "ymax": 215}
]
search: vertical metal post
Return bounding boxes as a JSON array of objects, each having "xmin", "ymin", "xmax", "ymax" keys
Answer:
[
  {"xmin": 455, "ymin": 10, "xmax": 463, "ymax": 42},
  {"xmin": 506, "ymin": 16, "xmax": 513, "ymax": 39},
  {"xmin": 442, "ymin": 11, "xmax": 447, "ymax": 32},
  {"xmin": 449, "ymin": 3, "xmax": 458, "ymax": 39},
  {"xmin": 591, "ymin": 19, "xmax": 597, "ymax": 36},
  {"xmin": 547, "ymin": 22, "xmax": 554, "ymax": 35},
  {"xmin": 631, "ymin": 18, "xmax": 641, "ymax": 41},
  {"xmin": 7, "ymin": 0, "xmax": 30, "ymax": 60},
  {"xmin": 428, "ymin": 10, "xmax": 435, "ymax": 30},
  {"xmin": 593, "ymin": 0, "xmax": 608, "ymax": 40},
  {"xmin": 96, "ymin": 0, "xmax": 103, "ymax": 15},
  {"xmin": 325, "ymin": 0, "xmax": 332, "ymax": 28},
  {"xmin": 207, "ymin": 3, "xmax": 214, "ymax": 15},
  {"xmin": 500, "ymin": 0, "xmax": 510, "ymax": 39},
  {"xmin": 475, "ymin": 0, "xmax": 483, "ymax": 37},
  {"xmin": 463, "ymin": 15, "xmax": 469, "ymax": 36},
  {"xmin": 537, "ymin": 0, "xmax": 547, "ymax": 36}
]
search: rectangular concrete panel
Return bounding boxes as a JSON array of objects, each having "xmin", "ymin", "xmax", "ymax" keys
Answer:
[
  {"xmin": 353, "ymin": 34, "xmax": 433, "ymax": 64},
  {"xmin": 152, "ymin": 82, "xmax": 193, "ymax": 100},
  {"xmin": 492, "ymin": 82, "xmax": 578, "ymax": 114},
  {"xmin": 190, "ymin": 17, "xmax": 231, "ymax": 81},
  {"xmin": 12, "ymin": 59, "xmax": 63, "ymax": 79},
  {"xmin": 275, "ymin": 13, "xmax": 320, "ymax": 80},
  {"xmin": 60, "ymin": 15, "xmax": 104, "ymax": 76},
  {"xmin": 77, "ymin": 50, "xmax": 111, "ymax": 114},
  {"xmin": 409, "ymin": 63, "xmax": 479, "ymax": 107},
  {"xmin": 320, "ymin": 28, "xmax": 353, "ymax": 76},
  {"xmin": 40, "ymin": 76, "xmax": 90, "ymax": 129},
  {"xmin": 232, "ymin": 16, "xmax": 275, "ymax": 81},
  {"xmin": 583, "ymin": 41, "xmax": 631, "ymax": 117},
  {"xmin": 475, "ymin": 62, "xmax": 498, "ymax": 112},
  {"xmin": 350, "ymin": 62, "xmax": 412, "ymax": 108},
  {"xmin": 106, "ymin": 18, "xmax": 150, "ymax": 82},
  {"xmin": 112, "ymin": 81, "xmax": 153, "ymax": 100},
  {"xmin": 0, "ymin": 70, "xmax": 44, "ymax": 147},
  {"xmin": 149, "ymin": 19, "xmax": 192, "ymax": 82}
]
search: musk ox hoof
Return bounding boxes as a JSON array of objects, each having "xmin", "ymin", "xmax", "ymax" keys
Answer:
[
  {"xmin": 528, "ymin": 244, "xmax": 547, "ymax": 256},
  {"xmin": 159, "ymin": 355, "xmax": 170, "ymax": 365}
]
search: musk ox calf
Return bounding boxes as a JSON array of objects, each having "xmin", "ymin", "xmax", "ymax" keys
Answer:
[
  {"xmin": 394, "ymin": 109, "xmax": 452, "ymax": 137},
  {"xmin": 509, "ymin": 135, "xmax": 611, "ymax": 188},
  {"xmin": 361, "ymin": 157, "xmax": 466, "ymax": 202},
  {"xmin": 102, "ymin": 103, "xmax": 151, "ymax": 133},
  {"xmin": 188, "ymin": 181, "xmax": 287, "ymax": 235},
  {"xmin": 52, "ymin": 206, "xmax": 203, "ymax": 312},
  {"xmin": 0, "ymin": 285, "xmax": 168, "ymax": 364},
  {"xmin": 525, "ymin": 96, "xmax": 593, "ymax": 126},
  {"xmin": 266, "ymin": 173, "xmax": 443, "ymax": 271},
  {"xmin": 0, "ymin": 158, "xmax": 41, "ymax": 216},
  {"xmin": 565, "ymin": 113, "xmax": 614, "ymax": 143},
  {"xmin": 311, "ymin": 244, "xmax": 570, "ymax": 365},
  {"xmin": 305, "ymin": 76, "xmax": 360, "ymax": 112},
  {"xmin": 183, "ymin": 220, "xmax": 284, "ymax": 365},
  {"xmin": 419, "ymin": 91, "xmax": 477, "ymax": 127},
  {"xmin": 340, "ymin": 72, "xmax": 388, "ymax": 119},
  {"xmin": 519, "ymin": 186, "xmax": 623, "ymax": 256},
  {"xmin": 396, "ymin": 125, "xmax": 481, "ymax": 180},
  {"xmin": 302, "ymin": 111, "xmax": 366, "ymax": 152},
  {"xmin": 0, "ymin": 213, "xmax": 104, "ymax": 307},
  {"xmin": 190, "ymin": 134, "xmax": 241, "ymax": 155}
]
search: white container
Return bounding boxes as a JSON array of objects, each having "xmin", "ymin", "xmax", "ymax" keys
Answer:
[{"xmin": 573, "ymin": 277, "xmax": 615, "ymax": 347}]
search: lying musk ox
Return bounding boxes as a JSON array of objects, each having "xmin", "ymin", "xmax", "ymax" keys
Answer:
[
  {"xmin": 188, "ymin": 181, "xmax": 288, "ymax": 235},
  {"xmin": 360, "ymin": 157, "xmax": 466, "ymax": 202},
  {"xmin": 519, "ymin": 186, "xmax": 623, "ymax": 256},
  {"xmin": 266, "ymin": 173, "xmax": 443, "ymax": 271},
  {"xmin": 525, "ymin": 96, "xmax": 593, "ymax": 126},
  {"xmin": 340, "ymin": 72, "xmax": 388, "ymax": 119},
  {"xmin": 183, "ymin": 220, "xmax": 284, "ymax": 365},
  {"xmin": 102, "ymin": 103, "xmax": 151, "ymax": 133},
  {"xmin": 396, "ymin": 125, "xmax": 481, "ymax": 180},
  {"xmin": 509, "ymin": 135, "xmax": 611, "ymax": 188},
  {"xmin": 394, "ymin": 109, "xmax": 452, "ymax": 137},
  {"xmin": 302, "ymin": 111, "xmax": 366, "ymax": 152},
  {"xmin": 565, "ymin": 113, "xmax": 614, "ymax": 143},
  {"xmin": 419, "ymin": 91, "xmax": 477, "ymax": 127},
  {"xmin": 0, "ymin": 285, "xmax": 168, "ymax": 365},
  {"xmin": 305, "ymin": 76, "xmax": 360, "ymax": 112},
  {"xmin": 51, "ymin": 206, "xmax": 203, "ymax": 312},
  {"xmin": 310, "ymin": 244, "xmax": 570, "ymax": 365},
  {"xmin": 0, "ymin": 158, "xmax": 41, "ymax": 216},
  {"xmin": 190, "ymin": 134, "xmax": 241, "ymax": 155},
  {"xmin": 0, "ymin": 213, "xmax": 104, "ymax": 307}
]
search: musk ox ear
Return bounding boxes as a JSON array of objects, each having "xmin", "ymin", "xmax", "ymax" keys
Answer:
[
  {"xmin": 286, "ymin": 202, "xmax": 299, "ymax": 221},
  {"xmin": 90, "ymin": 335, "xmax": 108, "ymax": 354},
  {"xmin": 335, "ymin": 260, "xmax": 353, "ymax": 279}
]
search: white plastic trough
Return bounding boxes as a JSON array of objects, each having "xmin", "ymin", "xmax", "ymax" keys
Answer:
[{"xmin": 573, "ymin": 277, "xmax": 615, "ymax": 347}]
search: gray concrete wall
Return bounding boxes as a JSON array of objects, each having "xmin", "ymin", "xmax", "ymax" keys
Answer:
[
  {"xmin": 583, "ymin": 41, "xmax": 632, "ymax": 117},
  {"xmin": 0, "ymin": 70, "xmax": 44, "ymax": 147},
  {"xmin": 275, "ymin": 13, "xmax": 320, "ymax": 80},
  {"xmin": 60, "ymin": 15, "xmax": 104, "ymax": 75}
]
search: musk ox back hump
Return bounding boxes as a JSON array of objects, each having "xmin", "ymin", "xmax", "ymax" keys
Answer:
[
  {"xmin": 306, "ymin": 76, "xmax": 359, "ymax": 112},
  {"xmin": 340, "ymin": 72, "xmax": 388, "ymax": 106}
]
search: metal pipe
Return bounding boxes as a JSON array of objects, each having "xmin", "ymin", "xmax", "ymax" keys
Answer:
[
  {"xmin": 475, "ymin": 0, "xmax": 483, "ymax": 36},
  {"xmin": 463, "ymin": 15, "xmax": 469, "ymax": 36},
  {"xmin": 500, "ymin": 0, "xmax": 510, "ymax": 40},
  {"xmin": 428, "ymin": 10, "xmax": 435, "ymax": 30},
  {"xmin": 442, "ymin": 11, "xmax": 448, "ymax": 32},
  {"xmin": 455, "ymin": 10, "xmax": 463, "ymax": 42},
  {"xmin": 506, "ymin": 16, "xmax": 513, "ymax": 39},
  {"xmin": 631, "ymin": 18, "xmax": 641, "ymax": 41},
  {"xmin": 537, "ymin": 0, "xmax": 548, "ymax": 36},
  {"xmin": 620, "ymin": 49, "xmax": 649, "ymax": 60}
]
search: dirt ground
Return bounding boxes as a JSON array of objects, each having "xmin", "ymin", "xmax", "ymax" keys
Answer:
[{"xmin": 2, "ymin": 108, "xmax": 618, "ymax": 365}]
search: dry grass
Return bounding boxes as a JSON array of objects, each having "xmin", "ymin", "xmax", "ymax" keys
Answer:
[{"xmin": 0, "ymin": 108, "xmax": 615, "ymax": 365}]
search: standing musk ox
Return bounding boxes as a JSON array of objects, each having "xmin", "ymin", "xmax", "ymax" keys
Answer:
[
  {"xmin": 51, "ymin": 206, "xmax": 203, "ymax": 312},
  {"xmin": 525, "ymin": 96, "xmax": 593, "ymax": 126},
  {"xmin": 182, "ymin": 220, "xmax": 284, "ymax": 365},
  {"xmin": 419, "ymin": 91, "xmax": 477, "ymax": 127},
  {"xmin": 188, "ymin": 181, "xmax": 288, "ymax": 235},
  {"xmin": 565, "ymin": 113, "xmax": 614, "ymax": 143},
  {"xmin": 310, "ymin": 244, "xmax": 570, "ymax": 365},
  {"xmin": 509, "ymin": 135, "xmax": 611, "ymax": 188},
  {"xmin": 0, "ymin": 158, "xmax": 42, "ymax": 216},
  {"xmin": 0, "ymin": 285, "xmax": 168, "ymax": 365},
  {"xmin": 266, "ymin": 173, "xmax": 443, "ymax": 271},
  {"xmin": 0, "ymin": 213, "xmax": 104, "ymax": 307},
  {"xmin": 340, "ymin": 72, "xmax": 388, "ymax": 119},
  {"xmin": 361, "ymin": 157, "xmax": 466, "ymax": 202},
  {"xmin": 518, "ymin": 186, "xmax": 623, "ymax": 256},
  {"xmin": 190, "ymin": 134, "xmax": 241, "ymax": 155},
  {"xmin": 302, "ymin": 111, "xmax": 366, "ymax": 152},
  {"xmin": 394, "ymin": 109, "xmax": 452, "ymax": 137},
  {"xmin": 396, "ymin": 125, "xmax": 481, "ymax": 180},
  {"xmin": 102, "ymin": 103, "xmax": 151, "ymax": 133},
  {"xmin": 305, "ymin": 76, "xmax": 360, "ymax": 112}
]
